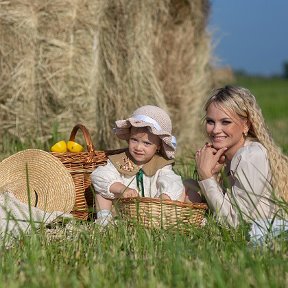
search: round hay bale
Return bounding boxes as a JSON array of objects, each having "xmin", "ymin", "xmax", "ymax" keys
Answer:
[{"xmin": 0, "ymin": 0, "xmax": 213, "ymax": 154}]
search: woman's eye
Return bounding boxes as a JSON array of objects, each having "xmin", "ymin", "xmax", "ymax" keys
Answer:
[
  {"xmin": 222, "ymin": 120, "xmax": 232, "ymax": 125},
  {"xmin": 144, "ymin": 142, "xmax": 152, "ymax": 146},
  {"xmin": 206, "ymin": 119, "xmax": 214, "ymax": 125}
]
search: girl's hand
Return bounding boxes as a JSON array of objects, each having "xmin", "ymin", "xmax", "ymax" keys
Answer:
[
  {"xmin": 159, "ymin": 193, "xmax": 171, "ymax": 200},
  {"xmin": 122, "ymin": 188, "xmax": 139, "ymax": 198},
  {"xmin": 195, "ymin": 143, "xmax": 227, "ymax": 180}
]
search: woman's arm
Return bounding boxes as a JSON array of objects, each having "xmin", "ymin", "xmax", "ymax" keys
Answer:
[{"xmin": 198, "ymin": 144, "xmax": 271, "ymax": 227}]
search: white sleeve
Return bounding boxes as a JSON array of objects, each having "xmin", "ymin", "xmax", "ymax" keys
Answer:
[
  {"xmin": 90, "ymin": 160, "xmax": 124, "ymax": 199},
  {"xmin": 157, "ymin": 165, "xmax": 185, "ymax": 201},
  {"xmin": 198, "ymin": 145, "xmax": 271, "ymax": 227}
]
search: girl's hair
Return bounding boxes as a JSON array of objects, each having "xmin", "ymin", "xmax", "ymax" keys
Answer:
[{"xmin": 205, "ymin": 85, "xmax": 288, "ymax": 201}]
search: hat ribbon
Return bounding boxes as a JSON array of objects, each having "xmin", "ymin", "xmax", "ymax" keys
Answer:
[
  {"xmin": 171, "ymin": 136, "xmax": 177, "ymax": 148},
  {"xmin": 133, "ymin": 114, "xmax": 177, "ymax": 148},
  {"xmin": 133, "ymin": 114, "xmax": 162, "ymax": 131}
]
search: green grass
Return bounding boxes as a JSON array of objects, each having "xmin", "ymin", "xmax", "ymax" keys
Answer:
[
  {"xmin": 1, "ymin": 219, "xmax": 287, "ymax": 288},
  {"xmin": 234, "ymin": 75, "xmax": 288, "ymax": 154},
  {"xmin": 0, "ymin": 76, "xmax": 288, "ymax": 287}
]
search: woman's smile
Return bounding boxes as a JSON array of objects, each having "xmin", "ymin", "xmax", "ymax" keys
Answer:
[{"xmin": 206, "ymin": 102, "xmax": 248, "ymax": 160}]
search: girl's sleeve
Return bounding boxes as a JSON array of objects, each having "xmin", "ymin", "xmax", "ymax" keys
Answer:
[
  {"xmin": 198, "ymin": 145, "xmax": 271, "ymax": 227},
  {"xmin": 157, "ymin": 165, "xmax": 185, "ymax": 201},
  {"xmin": 90, "ymin": 160, "xmax": 124, "ymax": 199}
]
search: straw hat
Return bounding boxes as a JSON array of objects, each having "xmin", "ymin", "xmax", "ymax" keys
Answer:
[
  {"xmin": 0, "ymin": 149, "xmax": 76, "ymax": 213},
  {"xmin": 114, "ymin": 105, "xmax": 177, "ymax": 159}
]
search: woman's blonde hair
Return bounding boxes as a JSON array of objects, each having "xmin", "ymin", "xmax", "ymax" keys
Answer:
[{"xmin": 205, "ymin": 85, "xmax": 288, "ymax": 201}]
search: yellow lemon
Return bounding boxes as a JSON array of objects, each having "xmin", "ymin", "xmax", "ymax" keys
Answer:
[
  {"xmin": 50, "ymin": 140, "xmax": 67, "ymax": 153},
  {"xmin": 67, "ymin": 141, "xmax": 84, "ymax": 153}
]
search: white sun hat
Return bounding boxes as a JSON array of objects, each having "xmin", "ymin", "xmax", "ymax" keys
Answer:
[{"xmin": 114, "ymin": 105, "xmax": 177, "ymax": 159}]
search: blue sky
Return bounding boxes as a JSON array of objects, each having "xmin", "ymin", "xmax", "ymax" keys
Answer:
[{"xmin": 208, "ymin": 0, "xmax": 288, "ymax": 76}]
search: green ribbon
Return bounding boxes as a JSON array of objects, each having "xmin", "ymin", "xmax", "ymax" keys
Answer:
[{"xmin": 136, "ymin": 168, "xmax": 144, "ymax": 197}]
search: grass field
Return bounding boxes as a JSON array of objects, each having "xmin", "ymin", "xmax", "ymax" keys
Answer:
[
  {"xmin": 0, "ymin": 76, "xmax": 288, "ymax": 287},
  {"xmin": 1, "ymin": 216, "xmax": 287, "ymax": 287},
  {"xmin": 235, "ymin": 75, "xmax": 288, "ymax": 154}
]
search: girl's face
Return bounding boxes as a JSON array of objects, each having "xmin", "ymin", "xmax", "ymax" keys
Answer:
[
  {"xmin": 128, "ymin": 127, "xmax": 161, "ymax": 165},
  {"xmin": 205, "ymin": 102, "xmax": 248, "ymax": 160}
]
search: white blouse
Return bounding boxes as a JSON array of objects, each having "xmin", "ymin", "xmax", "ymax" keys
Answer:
[
  {"xmin": 198, "ymin": 141, "xmax": 276, "ymax": 227},
  {"xmin": 91, "ymin": 153, "xmax": 184, "ymax": 201}
]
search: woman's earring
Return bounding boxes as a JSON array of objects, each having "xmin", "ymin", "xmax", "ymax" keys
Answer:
[{"xmin": 243, "ymin": 131, "xmax": 248, "ymax": 137}]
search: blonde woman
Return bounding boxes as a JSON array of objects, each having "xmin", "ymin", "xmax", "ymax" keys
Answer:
[{"xmin": 186, "ymin": 86, "xmax": 288, "ymax": 230}]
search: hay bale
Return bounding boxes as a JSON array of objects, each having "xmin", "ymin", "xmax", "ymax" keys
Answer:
[
  {"xmin": 95, "ymin": 0, "xmax": 212, "ymax": 151},
  {"xmin": 0, "ymin": 0, "xmax": 212, "ymax": 154},
  {"xmin": 152, "ymin": 0, "xmax": 212, "ymax": 151},
  {"xmin": 0, "ymin": 0, "xmax": 100, "ymax": 144}
]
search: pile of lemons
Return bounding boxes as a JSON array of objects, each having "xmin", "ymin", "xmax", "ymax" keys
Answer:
[{"xmin": 50, "ymin": 140, "xmax": 84, "ymax": 153}]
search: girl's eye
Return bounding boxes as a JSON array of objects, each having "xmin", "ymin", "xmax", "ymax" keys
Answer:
[
  {"xmin": 130, "ymin": 138, "xmax": 138, "ymax": 143},
  {"xmin": 144, "ymin": 142, "xmax": 152, "ymax": 146}
]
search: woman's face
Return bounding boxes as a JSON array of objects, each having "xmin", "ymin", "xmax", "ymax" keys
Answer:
[{"xmin": 205, "ymin": 102, "xmax": 248, "ymax": 160}]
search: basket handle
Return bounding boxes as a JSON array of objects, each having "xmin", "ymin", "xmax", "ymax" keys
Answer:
[{"xmin": 69, "ymin": 124, "xmax": 95, "ymax": 153}]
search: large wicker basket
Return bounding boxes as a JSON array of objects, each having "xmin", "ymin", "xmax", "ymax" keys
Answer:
[
  {"xmin": 50, "ymin": 124, "xmax": 120, "ymax": 220},
  {"xmin": 116, "ymin": 197, "xmax": 208, "ymax": 232}
]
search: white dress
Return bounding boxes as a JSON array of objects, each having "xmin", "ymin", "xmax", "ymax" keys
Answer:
[
  {"xmin": 198, "ymin": 141, "xmax": 276, "ymax": 227},
  {"xmin": 91, "ymin": 151, "xmax": 184, "ymax": 201},
  {"xmin": 0, "ymin": 192, "xmax": 72, "ymax": 240}
]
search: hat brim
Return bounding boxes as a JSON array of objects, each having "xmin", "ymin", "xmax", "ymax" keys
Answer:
[
  {"xmin": 0, "ymin": 149, "xmax": 76, "ymax": 213},
  {"xmin": 114, "ymin": 118, "xmax": 176, "ymax": 159}
]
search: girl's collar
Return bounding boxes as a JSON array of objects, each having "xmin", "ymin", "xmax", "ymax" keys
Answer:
[{"xmin": 108, "ymin": 149, "xmax": 174, "ymax": 176}]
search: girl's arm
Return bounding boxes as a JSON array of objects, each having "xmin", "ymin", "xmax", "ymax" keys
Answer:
[
  {"xmin": 91, "ymin": 160, "xmax": 138, "ymax": 198},
  {"xmin": 110, "ymin": 182, "xmax": 138, "ymax": 198},
  {"xmin": 157, "ymin": 165, "xmax": 185, "ymax": 201}
]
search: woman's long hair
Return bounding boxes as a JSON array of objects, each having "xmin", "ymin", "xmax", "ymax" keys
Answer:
[{"xmin": 205, "ymin": 86, "xmax": 288, "ymax": 201}]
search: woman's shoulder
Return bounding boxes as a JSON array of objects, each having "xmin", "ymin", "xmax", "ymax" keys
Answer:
[
  {"xmin": 237, "ymin": 141, "xmax": 267, "ymax": 157},
  {"xmin": 231, "ymin": 141, "xmax": 268, "ymax": 167}
]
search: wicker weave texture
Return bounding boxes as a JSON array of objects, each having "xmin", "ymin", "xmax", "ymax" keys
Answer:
[
  {"xmin": 50, "ymin": 124, "xmax": 110, "ymax": 220},
  {"xmin": 50, "ymin": 152, "xmax": 108, "ymax": 220},
  {"xmin": 117, "ymin": 197, "xmax": 208, "ymax": 231}
]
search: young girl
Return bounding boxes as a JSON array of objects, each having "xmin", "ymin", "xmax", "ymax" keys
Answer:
[
  {"xmin": 91, "ymin": 105, "xmax": 185, "ymax": 225},
  {"xmin": 186, "ymin": 86, "xmax": 288, "ymax": 228}
]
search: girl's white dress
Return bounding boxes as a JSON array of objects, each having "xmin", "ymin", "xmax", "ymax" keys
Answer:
[{"xmin": 91, "ymin": 150, "xmax": 184, "ymax": 201}]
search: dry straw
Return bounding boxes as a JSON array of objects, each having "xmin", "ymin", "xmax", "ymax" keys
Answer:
[
  {"xmin": 0, "ymin": 149, "xmax": 76, "ymax": 213},
  {"xmin": 0, "ymin": 0, "xmax": 212, "ymax": 154}
]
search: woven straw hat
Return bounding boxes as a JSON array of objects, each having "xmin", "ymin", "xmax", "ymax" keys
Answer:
[
  {"xmin": 114, "ymin": 105, "xmax": 177, "ymax": 159},
  {"xmin": 0, "ymin": 149, "xmax": 76, "ymax": 213}
]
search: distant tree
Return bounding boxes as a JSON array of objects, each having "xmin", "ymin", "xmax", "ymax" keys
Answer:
[{"xmin": 283, "ymin": 61, "xmax": 288, "ymax": 79}]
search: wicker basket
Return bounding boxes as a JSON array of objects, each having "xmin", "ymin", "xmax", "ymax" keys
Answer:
[
  {"xmin": 116, "ymin": 197, "xmax": 208, "ymax": 232},
  {"xmin": 51, "ymin": 124, "xmax": 120, "ymax": 220}
]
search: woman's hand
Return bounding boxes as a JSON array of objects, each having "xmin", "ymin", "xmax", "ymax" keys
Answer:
[
  {"xmin": 211, "ymin": 153, "xmax": 226, "ymax": 175},
  {"xmin": 195, "ymin": 143, "xmax": 227, "ymax": 180}
]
